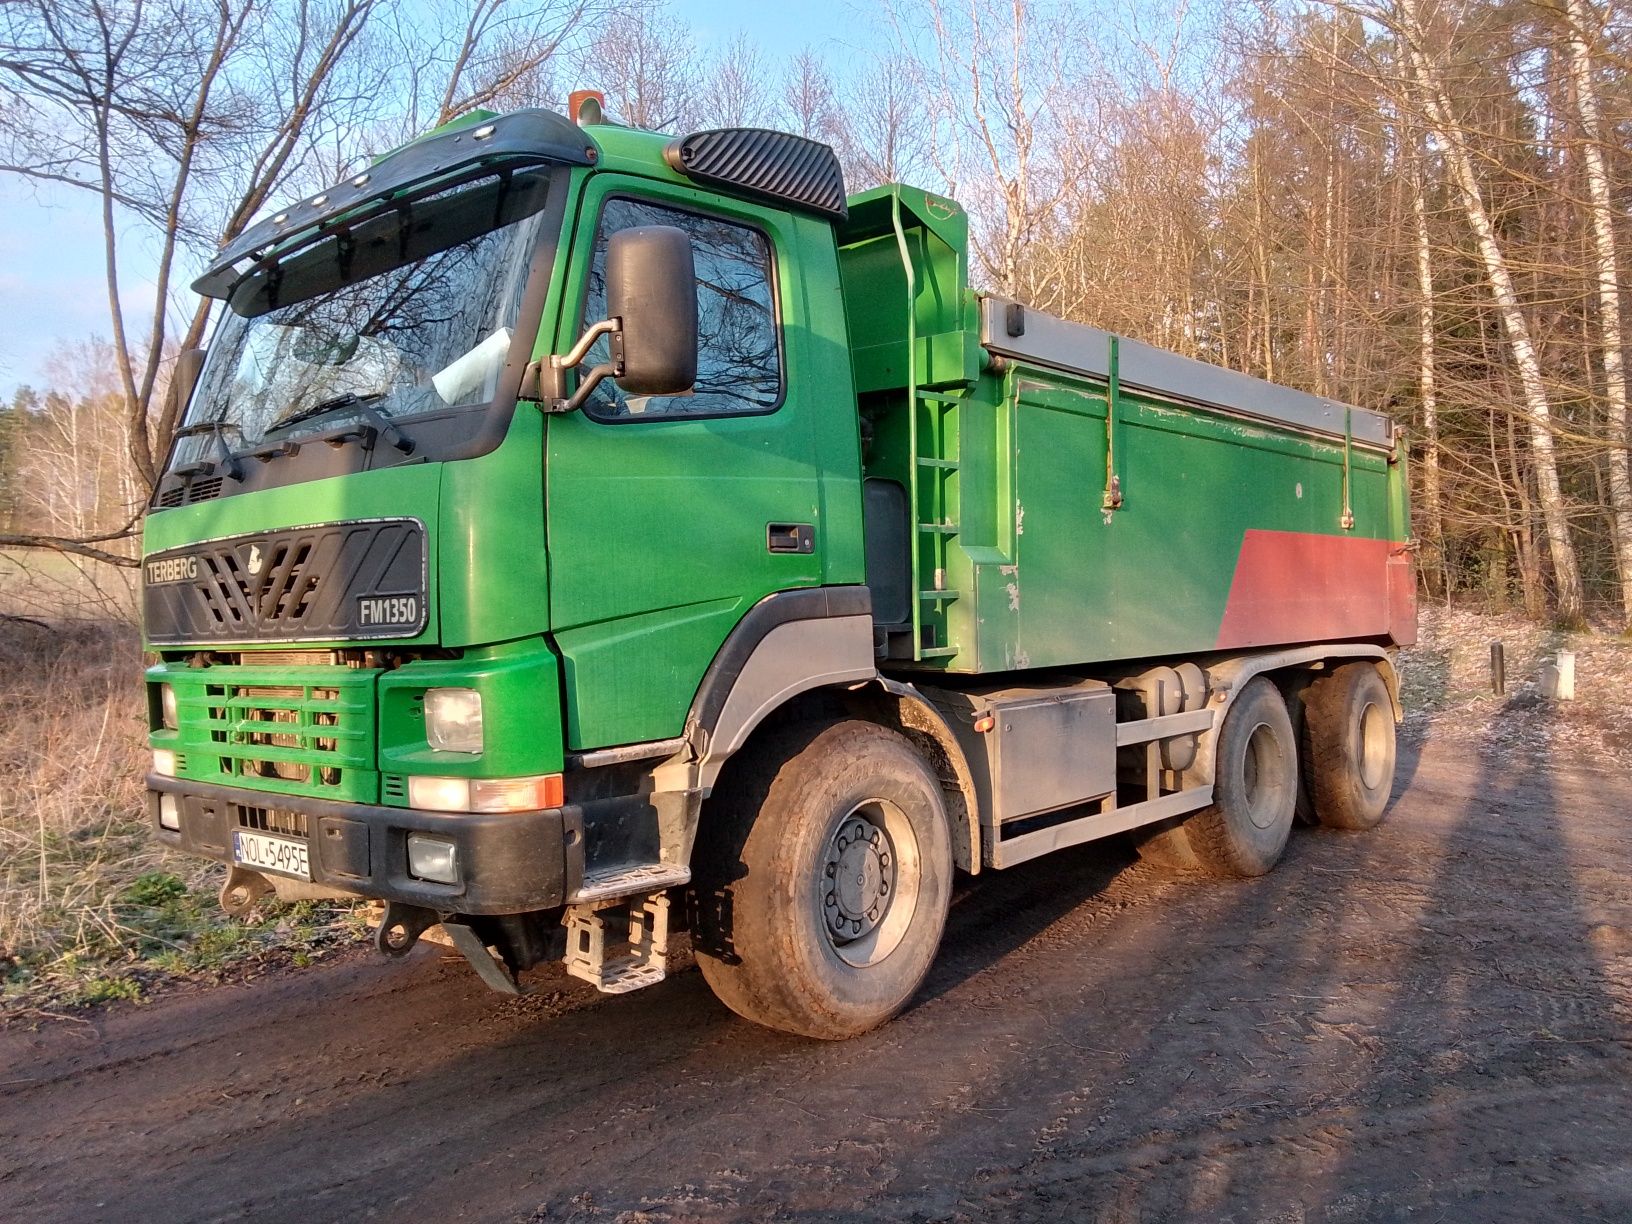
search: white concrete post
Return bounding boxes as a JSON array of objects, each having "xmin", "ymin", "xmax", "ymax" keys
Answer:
[{"xmin": 1556, "ymin": 651, "xmax": 1576, "ymax": 701}]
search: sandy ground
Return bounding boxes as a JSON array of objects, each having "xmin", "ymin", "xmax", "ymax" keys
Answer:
[{"xmin": 3, "ymin": 695, "xmax": 1631, "ymax": 1222}]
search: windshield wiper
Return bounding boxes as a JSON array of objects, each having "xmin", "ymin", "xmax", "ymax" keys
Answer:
[
  {"xmin": 266, "ymin": 392, "xmax": 414, "ymax": 454},
  {"xmin": 171, "ymin": 419, "xmax": 244, "ymax": 480}
]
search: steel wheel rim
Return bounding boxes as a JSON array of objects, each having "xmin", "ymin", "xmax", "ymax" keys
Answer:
[
  {"xmin": 1358, "ymin": 700, "xmax": 1390, "ymax": 790},
  {"xmin": 818, "ymin": 799, "xmax": 921, "ymax": 968},
  {"xmin": 1242, "ymin": 721, "xmax": 1288, "ymax": 830}
]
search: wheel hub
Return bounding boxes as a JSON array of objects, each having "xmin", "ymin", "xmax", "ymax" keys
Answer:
[
  {"xmin": 1359, "ymin": 701, "xmax": 1389, "ymax": 790},
  {"xmin": 822, "ymin": 811, "xmax": 895, "ymax": 943}
]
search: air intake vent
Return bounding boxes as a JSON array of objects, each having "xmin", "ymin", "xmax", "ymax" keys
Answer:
[
  {"xmin": 156, "ymin": 475, "xmax": 227, "ymax": 508},
  {"xmin": 237, "ymin": 806, "xmax": 310, "ymax": 838},
  {"xmin": 664, "ymin": 128, "xmax": 847, "ymax": 220},
  {"xmin": 187, "ymin": 476, "xmax": 224, "ymax": 504}
]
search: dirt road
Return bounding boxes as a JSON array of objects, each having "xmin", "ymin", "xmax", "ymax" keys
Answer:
[{"xmin": 4, "ymin": 725, "xmax": 1631, "ymax": 1223}]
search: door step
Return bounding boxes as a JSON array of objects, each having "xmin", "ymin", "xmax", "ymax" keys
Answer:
[
  {"xmin": 563, "ymin": 891, "xmax": 672, "ymax": 994},
  {"xmin": 569, "ymin": 862, "xmax": 691, "ymax": 905}
]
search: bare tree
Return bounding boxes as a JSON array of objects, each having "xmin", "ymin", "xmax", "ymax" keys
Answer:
[
  {"xmin": 1408, "ymin": 128, "xmax": 1446, "ymax": 598},
  {"xmin": 430, "ymin": 0, "xmax": 601, "ymax": 124},
  {"xmin": 583, "ymin": 5, "xmax": 696, "ymax": 130},
  {"xmin": 698, "ymin": 34, "xmax": 772, "ymax": 129},
  {"xmin": 1562, "ymin": 0, "xmax": 1632, "ymax": 631},
  {"xmin": 1375, "ymin": 0, "xmax": 1585, "ymax": 625},
  {"xmin": 902, "ymin": 0, "xmax": 1075, "ymax": 297},
  {"xmin": 780, "ymin": 49, "xmax": 841, "ymax": 141},
  {"xmin": 835, "ymin": 53, "xmax": 932, "ymax": 189}
]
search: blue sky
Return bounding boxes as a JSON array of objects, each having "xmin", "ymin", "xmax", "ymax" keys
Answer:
[{"xmin": 0, "ymin": 0, "xmax": 865, "ymax": 398}]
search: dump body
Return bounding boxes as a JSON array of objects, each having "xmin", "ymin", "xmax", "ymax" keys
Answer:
[{"xmin": 839, "ymin": 186, "xmax": 1414, "ymax": 674}]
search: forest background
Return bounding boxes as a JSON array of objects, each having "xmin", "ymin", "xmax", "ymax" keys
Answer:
[{"xmin": 4, "ymin": 0, "xmax": 1632, "ymax": 626}]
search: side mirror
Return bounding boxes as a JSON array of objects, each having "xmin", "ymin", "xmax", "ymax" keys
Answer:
[
  {"xmin": 605, "ymin": 225, "xmax": 697, "ymax": 396},
  {"xmin": 168, "ymin": 347, "xmax": 206, "ymax": 419}
]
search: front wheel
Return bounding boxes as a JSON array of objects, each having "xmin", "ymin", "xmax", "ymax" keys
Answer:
[{"xmin": 690, "ymin": 720, "xmax": 954, "ymax": 1040}]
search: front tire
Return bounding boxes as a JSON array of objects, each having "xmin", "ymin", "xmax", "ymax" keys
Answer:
[
  {"xmin": 690, "ymin": 720, "xmax": 954, "ymax": 1040},
  {"xmin": 1303, "ymin": 662, "xmax": 1396, "ymax": 830},
  {"xmin": 1185, "ymin": 677, "xmax": 1298, "ymax": 877}
]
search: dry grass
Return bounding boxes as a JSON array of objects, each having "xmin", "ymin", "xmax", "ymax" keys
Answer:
[
  {"xmin": 0, "ymin": 550, "xmax": 139, "ymax": 624},
  {"xmin": 0, "ymin": 621, "xmax": 364, "ymax": 1019}
]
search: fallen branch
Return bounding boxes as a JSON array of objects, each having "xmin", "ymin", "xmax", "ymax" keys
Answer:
[{"xmin": 0, "ymin": 531, "xmax": 141, "ymax": 568}]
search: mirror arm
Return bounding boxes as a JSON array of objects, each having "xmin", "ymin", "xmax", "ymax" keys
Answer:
[
  {"xmin": 522, "ymin": 317, "xmax": 623, "ymax": 406},
  {"xmin": 550, "ymin": 362, "xmax": 618, "ymax": 415},
  {"xmin": 551, "ymin": 317, "xmax": 620, "ymax": 372}
]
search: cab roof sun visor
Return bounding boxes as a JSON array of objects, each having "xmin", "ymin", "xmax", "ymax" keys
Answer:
[{"xmin": 193, "ymin": 108, "xmax": 596, "ymax": 299}]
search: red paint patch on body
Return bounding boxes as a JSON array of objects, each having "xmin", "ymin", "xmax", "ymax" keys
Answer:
[{"xmin": 1216, "ymin": 530, "xmax": 1414, "ymax": 650}]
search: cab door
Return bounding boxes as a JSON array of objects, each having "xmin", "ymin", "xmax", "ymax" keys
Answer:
[{"xmin": 545, "ymin": 179, "xmax": 822, "ymax": 750}]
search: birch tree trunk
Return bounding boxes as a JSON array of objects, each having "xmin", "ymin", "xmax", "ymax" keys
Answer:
[
  {"xmin": 1395, "ymin": 0, "xmax": 1585, "ymax": 626},
  {"xmin": 1409, "ymin": 135, "xmax": 1444, "ymax": 598},
  {"xmin": 1564, "ymin": 0, "xmax": 1632, "ymax": 631}
]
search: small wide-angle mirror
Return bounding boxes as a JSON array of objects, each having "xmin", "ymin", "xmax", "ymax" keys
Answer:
[
  {"xmin": 168, "ymin": 347, "xmax": 206, "ymax": 418},
  {"xmin": 605, "ymin": 225, "xmax": 698, "ymax": 396}
]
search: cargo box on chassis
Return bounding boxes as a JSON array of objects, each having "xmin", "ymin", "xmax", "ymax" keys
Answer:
[{"xmin": 840, "ymin": 186, "xmax": 1416, "ymax": 673}]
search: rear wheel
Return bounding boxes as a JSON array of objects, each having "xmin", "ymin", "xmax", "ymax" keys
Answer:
[
  {"xmin": 1184, "ymin": 677, "xmax": 1297, "ymax": 877},
  {"xmin": 690, "ymin": 720, "xmax": 954, "ymax": 1040},
  {"xmin": 1303, "ymin": 662, "xmax": 1396, "ymax": 830}
]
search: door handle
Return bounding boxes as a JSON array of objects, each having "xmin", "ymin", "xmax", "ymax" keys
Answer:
[{"xmin": 767, "ymin": 523, "xmax": 815, "ymax": 554}]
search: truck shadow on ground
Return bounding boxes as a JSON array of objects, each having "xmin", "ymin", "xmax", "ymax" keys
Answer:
[{"xmin": 1005, "ymin": 696, "xmax": 1632, "ymax": 1221}]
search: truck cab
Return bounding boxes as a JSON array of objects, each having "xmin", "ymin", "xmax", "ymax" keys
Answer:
[{"xmin": 145, "ymin": 104, "xmax": 1412, "ymax": 1038}]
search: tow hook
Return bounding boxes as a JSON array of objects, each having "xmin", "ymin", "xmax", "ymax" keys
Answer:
[
  {"xmin": 219, "ymin": 866, "xmax": 273, "ymax": 917},
  {"xmin": 374, "ymin": 901, "xmax": 441, "ymax": 957}
]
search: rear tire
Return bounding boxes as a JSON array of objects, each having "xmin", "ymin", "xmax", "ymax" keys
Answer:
[
  {"xmin": 690, "ymin": 720, "xmax": 954, "ymax": 1040},
  {"xmin": 1184, "ymin": 677, "xmax": 1297, "ymax": 877},
  {"xmin": 1303, "ymin": 662, "xmax": 1396, "ymax": 830}
]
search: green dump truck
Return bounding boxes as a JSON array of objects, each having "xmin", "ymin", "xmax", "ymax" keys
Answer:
[{"xmin": 144, "ymin": 102, "xmax": 1415, "ymax": 1038}]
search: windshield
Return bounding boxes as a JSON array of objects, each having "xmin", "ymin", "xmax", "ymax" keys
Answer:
[{"xmin": 173, "ymin": 167, "xmax": 558, "ymax": 469}]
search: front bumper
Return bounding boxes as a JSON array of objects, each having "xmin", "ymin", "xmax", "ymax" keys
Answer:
[{"xmin": 147, "ymin": 774, "xmax": 581, "ymax": 914}]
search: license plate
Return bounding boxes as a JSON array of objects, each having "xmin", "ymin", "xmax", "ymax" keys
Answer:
[{"xmin": 232, "ymin": 830, "xmax": 311, "ymax": 881}]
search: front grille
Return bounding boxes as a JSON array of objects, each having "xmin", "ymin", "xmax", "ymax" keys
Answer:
[
  {"xmin": 234, "ymin": 649, "xmax": 342, "ymax": 667},
  {"xmin": 169, "ymin": 668, "xmax": 376, "ymax": 801},
  {"xmin": 202, "ymin": 542, "xmax": 320, "ymax": 630},
  {"xmin": 207, "ymin": 682, "xmax": 348, "ymax": 788},
  {"xmin": 236, "ymin": 806, "xmax": 309, "ymax": 838},
  {"xmin": 143, "ymin": 518, "xmax": 426, "ymax": 645}
]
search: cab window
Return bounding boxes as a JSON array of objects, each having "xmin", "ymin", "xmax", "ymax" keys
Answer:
[{"xmin": 581, "ymin": 197, "xmax": 781, "ymax": 419}]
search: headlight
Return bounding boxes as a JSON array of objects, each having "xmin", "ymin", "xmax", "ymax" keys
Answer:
[
  {"xmin": 424, "ymin": 687, "xmax": 483, "ymax": 753},
  {"xmin": 157, "ymin": 794, "xmax": 181, "ymax": 831},
  {"xmin": 406, "ymin": 835, "xmax": 459, "ymax": 884},
  {"xmin": 152, "ymin": 749, "xmax": 178, "ymax": 777},
  {"xmin": 406, "ymin": 773, "xmax": 563, "ymax": 813},
  {"xmin": 159, "ymin": 683, "xmax": 178, "ymax": 729}
]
